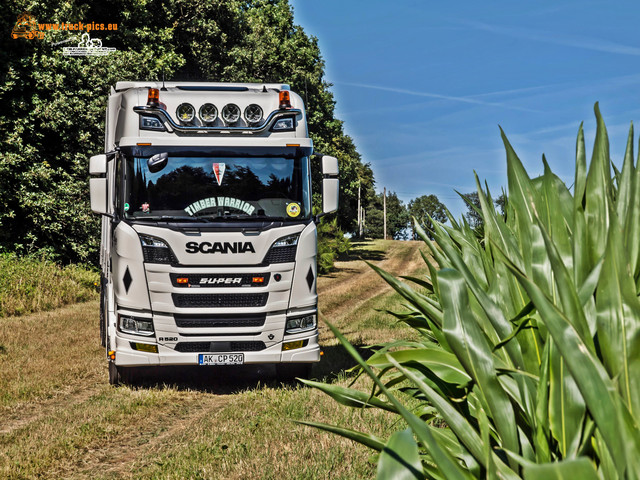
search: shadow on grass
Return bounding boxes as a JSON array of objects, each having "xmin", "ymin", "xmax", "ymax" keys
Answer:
[
  {"xmin": 124, "ymin": 364, "xmax": 290, "ymax": 394},
  {"xmin": 344, "ymin": 241, "xmax": 386, "ymax": 262},
  {"xmin": 320, "ymin": 242, "xmax": 387, "ymax": 279},
  {"xmin": 119, "ymin": 341, "xmax": 372, "ymax": 393}
]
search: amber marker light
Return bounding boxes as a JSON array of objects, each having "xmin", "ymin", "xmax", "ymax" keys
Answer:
[
  {"xmin": 136, "ymin": 143, "xmax": 152, "ymax": 146},
  {"xmin": 108, "ymin": 350, "xmax": 116, "ymax": 360},
  {"xmin": 176, "ymin": 277, "xmax": 189, "ymax": 284},
  {"xmin": 252, "ymin": 276, "xmax": 265, "ymax": 284},
  {"xmin": 279, "ymin": 90, "xmax": 291, "ymax": 109},
  {"xmin": 147, "ymin": 88, "xmax": 160, "ymax": 107}
]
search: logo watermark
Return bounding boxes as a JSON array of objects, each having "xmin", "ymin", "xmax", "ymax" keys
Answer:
[
  {"xmin": 11, "ymin": 12, "xmax": 44, "ymax": 40},
  {"xmin": 63, "ymin": 33, "xmax": 116, "ymax": 56},
  {"xmin": 11, "ymin": 12, "xmax": 117, "ymax": 56}
]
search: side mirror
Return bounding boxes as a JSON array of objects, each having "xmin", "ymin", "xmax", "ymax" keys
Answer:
[
  {"xmin": 89, "ymin": 154, "xmax": 108, "ymax": 215},
  {"xmin": 89, "ymin": 154, "xmax": 107, "ymax": 175},
  {"xmin": 147, "ymin": 152, "xmax": 168, "ymax": 173},
  {"xmin": 321, "ymin": 155, "xmax": 339, "ymax": 214}
]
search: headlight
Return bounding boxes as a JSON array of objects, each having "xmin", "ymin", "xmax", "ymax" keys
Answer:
[
  {"xmin": 270, "ymin": 116, "xmax": 295, "ymax": 132},
  {"xmin": 139, "ymin": 115, "xmax": 165, "ymax": 131},
  {"xmin": 199, "ymin": 103, "xmax": 218, "ymax": 123},
  {"xmin": 176, "ymin": 103, "xmax": 195, "ymax": 123},
  {"xmin": 139, "ymin": 235, "xmax": 176, "ymax": 264},
  {"xmin": 273, "ymin": 234, "xmax": 299, "ymax": 247},
  {"xmin": 222, "ymin": 104, "xmax": 240, "ymax": 124},
  {"xmin": 119, "ymin": 314, "xmax": 154, "ymax": 336},
  {"xmin": 244, "ymin": 104, "xmax": 263, "ymax": 124},
  {"xmin": 264, "ymin": 233, "xmax": 299, "ymax": 264},
  {"xmin": 285, "ymin": 314, "xmax": 317, "ymax": 334}
]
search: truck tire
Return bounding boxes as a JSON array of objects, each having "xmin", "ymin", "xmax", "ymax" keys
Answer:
[
  {"xmin": 108, "ymin": 360, "xmax": 120, "ymax": 385},
  {"xmin": 108, "ymin": 361, "xmax": 136, "ymax": 386},
  {"xmin": 275, "ymin": 363, "xmax": 312, "ymax": 383}
]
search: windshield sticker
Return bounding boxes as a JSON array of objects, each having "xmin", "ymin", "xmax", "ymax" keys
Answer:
[
  {"xmin": 286, "ymin": 203, "xmax": 301, "ymax": 218},
  {"xmin": 124, "ymin": 203, "xmax": 130, "ymax": 212},
  {"xmin": 141, "ymin": 202, "xmax": 150, "ymax": 213},
  {"xmin": 212, "ymin": 163, "xmax": 226, "ymax": 186},
  {"xmin": 184, "ymin": 196, "xmax": 256, "ymax": 216}
]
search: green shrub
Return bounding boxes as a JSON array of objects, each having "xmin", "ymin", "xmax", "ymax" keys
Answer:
[
  {"xmin": 0, "ymin": 254, "xmax": 99, "ymax": 317},
  {"xmin": 303, "ymin": 104, "xmax": 640, "ymax": 479},
  {"xmin": 317, "ymin": 216, "xmax": 350, "ymax": 274}
]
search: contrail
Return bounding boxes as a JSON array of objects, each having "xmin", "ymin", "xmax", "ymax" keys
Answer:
[
  {"xmin": 336, "ymin": 81, "xmax": 542, "ymax": 112},
  {"xmin": 464, "ymin": 21, "xmax": 640, "ymax": 56}
]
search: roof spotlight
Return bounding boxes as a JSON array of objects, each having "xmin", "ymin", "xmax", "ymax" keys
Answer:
[
  {"xmin": 221, "ymin": 104, "xmax": 241, "ymax": 124},
  {"xmin": 244, "ymin": 104, "xmax": 263, "ymax": 125},
  {"xmin": 176, "ymin": 103, "xmax": 195, "ymax": 123},
  {"xmin": 199, "ymin": 103, "xmax": 218, "ymax": 123}
]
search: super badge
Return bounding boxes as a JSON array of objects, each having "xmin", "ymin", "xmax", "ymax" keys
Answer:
[{"xmin": 286, "ymin": 202, "xmax": 301, "ymax": 218}]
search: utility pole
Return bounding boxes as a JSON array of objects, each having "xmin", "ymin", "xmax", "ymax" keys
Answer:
[
  {"xmin": 357, "ymin": 181, "xmax": 362, "ymax": 238},
  {"xmin": 362, "ymin": 207, "xmax": 366, "ymax": 237},
  {"xmin": 383, "ymin": 187, "xmax": 387, "ymax": 240}
]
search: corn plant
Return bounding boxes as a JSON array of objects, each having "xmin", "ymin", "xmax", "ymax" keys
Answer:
[{"xmin": 301, "ymin": 104, "xmax": 640, "ymax": 479}]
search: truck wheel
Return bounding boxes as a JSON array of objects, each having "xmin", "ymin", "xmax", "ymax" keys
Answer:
[
  {"xmin": 108, "ymin": 361, "xmax": 121, "ymax": 385},
  {"xmin": 276, "ymin": 363, "xmax": 312, "ymax": 383},
  {"xmin": 108, "ymin": 361, "xmax": 136, "ymax": 386}
]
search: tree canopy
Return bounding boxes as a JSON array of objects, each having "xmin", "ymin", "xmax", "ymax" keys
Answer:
[
  {"xmin": 365, "ymin": 190, "xmax": 409, "ymax": 240},
  {"xmin": 407, "ymin": 194, "xmax": 446, "ymax": 239},
  {"xmin": 0, "ymin": 0, "xmax": 375, "ymax": 263}
]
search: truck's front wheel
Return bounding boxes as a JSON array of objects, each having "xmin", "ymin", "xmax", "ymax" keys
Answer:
[
  {"xmin": 108, "ymin": 361, "xmax": 135, "ymax": 386},
  {"xmin": 275, "ymin": 363, "xmax": 312, "ymax": 383}
]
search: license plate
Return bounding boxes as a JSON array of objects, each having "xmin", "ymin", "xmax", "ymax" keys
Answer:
[{"xmin": 198, "ymin": 353, "xmax": 244, "ymax": 365}]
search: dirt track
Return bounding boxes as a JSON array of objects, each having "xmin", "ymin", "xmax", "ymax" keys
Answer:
[{"xmin": 0, "ymin": 239, "xmax": 426, "ymax": 478}]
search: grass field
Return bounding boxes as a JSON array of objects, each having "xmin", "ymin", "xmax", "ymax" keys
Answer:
[
  {"xmin": 0, "ymin": 240, "xmax": 426, "ymax": 479},
  {"xmin": 0, "ymin": 254, "xmax": 99, "ymax": 317}
]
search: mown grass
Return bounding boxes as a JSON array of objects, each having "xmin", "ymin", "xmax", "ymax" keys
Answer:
[
  {"xmin": 0, "ymin": 240, "xmax": 424, "ymax": 479},
  {"xmin": 0, "ymin": 302, "xmax": 104, "ymax": 409},
  {"xmin": 0, "ymin": 254, "xmax": 99, "ymax": 317}
]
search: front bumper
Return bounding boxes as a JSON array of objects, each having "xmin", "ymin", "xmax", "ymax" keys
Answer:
[{"xmin": 112, "ymin": 325, "xmax": 320, "ymax": 367}]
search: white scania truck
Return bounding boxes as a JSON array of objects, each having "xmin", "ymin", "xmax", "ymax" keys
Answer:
[{"xmin": 89, "ymin": 82, "xmax": 338, "ymax": 385}]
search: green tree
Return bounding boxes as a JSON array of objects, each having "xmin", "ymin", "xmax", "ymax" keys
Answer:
[
  {"xmin": 463, "ymin": 191, "xmax": 508, "ymax": 231},
  {"xmin": 0, "ymin": 0, "xmax": 373, "ymax": 263},
  {"xmin": 407, "ymin": 194, "xmax": 446, "ymax": 239},
  {"xmin": 495, "ymin": 191, "xmax": 507, "ymax": 216},
  {"xmin": 461, "ymin": 191, "xmax": 483, "ymax": 229},
  {"xmin": 365, "ymin": 191, "xmax": 409, "ymax": 240}
]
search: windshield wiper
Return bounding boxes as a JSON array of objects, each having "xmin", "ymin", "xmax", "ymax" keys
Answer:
[
  {"xmin": 194, "ymin": 214, "xmax": 288, "ymax": 222},
  {"xmin": 194, "ymin": 214, "xmax": 252, "ymax": 221},
  {"xmin": 132, "ymin": 215, "xmax": 204, "ymax": 222}
]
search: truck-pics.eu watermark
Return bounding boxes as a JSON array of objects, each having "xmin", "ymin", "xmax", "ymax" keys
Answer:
[{"xmin": 11, "ymin": 12, "xmax": 117, "ymax": 56}]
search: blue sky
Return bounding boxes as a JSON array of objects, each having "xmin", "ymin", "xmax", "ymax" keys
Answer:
[{"xmin": 290, "ymin": 0, "xmax": 640, "ymax": 218}]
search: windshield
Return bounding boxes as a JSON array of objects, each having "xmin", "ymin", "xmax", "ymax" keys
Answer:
[{"xmin": 123, "ymin": 155, "xmax": 311, "ymax": 221}]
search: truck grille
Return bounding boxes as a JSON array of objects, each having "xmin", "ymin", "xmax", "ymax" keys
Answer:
[
  {"xmin": 170, "ymin": 273, "xmax": 270, "ymax": 288},
  {"xmin": 172, "ymin": 293, "xmax": 268, "ymax": 308},
  {"xmin": 174, "ymin": 341, "xmax": 266, "ymax": 352},
  {"xmin": 174, "ymin": 314, "xmax": 266, "ymax": 328},
  {"xmin": 263, "ymin": 245, "xmax": 296, "ymax": 264}
]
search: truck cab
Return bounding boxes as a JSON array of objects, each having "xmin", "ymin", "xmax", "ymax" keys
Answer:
[{"xmin": 89, "ymin": 82, "xmax": 338, "ymax": 384}]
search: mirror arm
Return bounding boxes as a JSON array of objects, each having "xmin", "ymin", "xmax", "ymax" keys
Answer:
[{"xmin": 314, "ymin": 212, "xmax": 327, "ymax": 224}]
